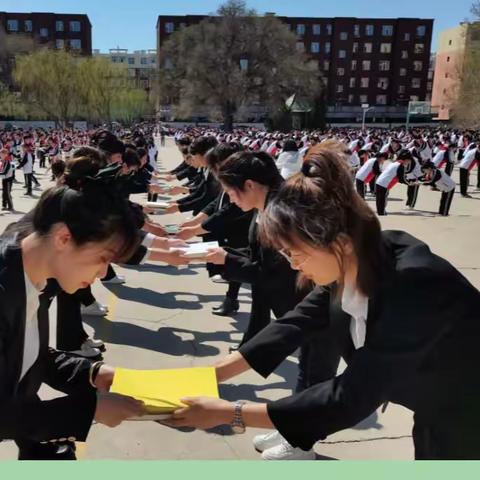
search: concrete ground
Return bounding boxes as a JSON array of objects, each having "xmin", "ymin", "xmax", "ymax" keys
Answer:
[{"xmin": 0, "ymin": 137, "xmax": 479, "ymax": 460}]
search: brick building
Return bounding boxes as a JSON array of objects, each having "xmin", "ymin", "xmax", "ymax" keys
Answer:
[{"xmin": 156, "ymin": 14, "xmax": 433, "ymax": 123}]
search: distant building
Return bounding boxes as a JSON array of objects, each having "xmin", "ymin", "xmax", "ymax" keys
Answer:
[
  {"xmin": 0, "ymin": 11, "xmax": 91, "ymax": 88},
  {"xmin": 156, "ymin": 14, "xmax": 433, "ymax": 123},
  {"xmin": 93, "ymin": 48, "xmax": 157, "ymax": 93}
]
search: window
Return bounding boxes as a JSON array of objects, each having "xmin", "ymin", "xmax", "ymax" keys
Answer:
[
  {"xmin": 55, "ymin": 39, "xmax": 65, "ymax": 49},
  {"xmin": 313, "ymin": 24, "xmax": 321, "ymax": 35},
  {"xmin": 376, "ymin": 95, "xmax": 387, "ymax": 105},
  {"xmin": 443, "ymin": 88, "xmax": 447, "ymax": 94},
  {"xmin": 448, "ymin": 39, "xmax": 452, "ymax": 45},
  {"xmin": 326, "ymin": 24, "xmax": 332, "ymax": 35},
  {"xmin": 380, "ymin": 43, "xmax": 392, "ymax": 54},
  {"xmin": 379, "ymin": 60, "xmax": 390, "ymax": 71},
  {"xmin": 325, "ymin": 42, "xmax": 331, "ymax": 54},
  {"xmin": 363, "ymin": 42, "xmax": 372, "ymax": 53},
  {"xmin": 447, "ymin": 56, "xmax": 450, "ymax": 62},
  {"xmin": 404, "ymin": 33, "xmax": 411, "ymax": 41},
  {"xmin": 360, "ymin": 94, "xmax": 368, "ymax": 104},
  {"xmin": 119, "ymin": 57, "xmax": 125, "ymax": 63},
  {"xmin": 417, "ymin": 25, "xmax": 426, "ymax": 37},
  {"xmin": 361, "ymin": 77, "xmax": 370, "ymax": 88},
  {"xmin": 340, "ymin": 31, "xmax": 348, "ymax": 40},
  {"xmin": 351, "ymin": 60, "xmax": 357, "ymax": 70},
  {"xmin": 349, "ymin": 77, "xmax": 356, "ymax": 87},
  {"xmin": 362, "ymin": 60, "xmax": 371, "ymax": 71},
  {"xmin": 296, "ymin": 24, "xmax": 305, "ymax": 36},
  {"xmin": 111, "ymin": 56, "xmax": 117, "ymax": 63},
  {"xmin": 378, "ymin": 77, "xmax": 389, "ymax": 89},
  {"xmin": 427, "ymin": 81, "xmax": 433, "ymax": 90},
  {"xmin": 348, "ymin": 94, "xmax": 355, "ymax": 103},
  {"xmin": 398, "ymin": 85, "xmax": 406, "ymax": 94},
  {"xmin": 141, "ymin": 57, "xmax": 147, "ymax": 65},
  {"xmin": 24, "ymin": 20, "xmax": 32, "ymax": 32},
  {"xmin": 311, "ymin": 42, "xmax": 320, "ymax": 53},
  {"xmin": 40, "ymin": 28, "xmax": 49, "ymax": 38},
  {"xmin": 365, "ymin": 24, "xmax": 374, "ymax": 36},
  {"xmin": 445, "ymin": 72, "xmax": 449, "ymax": 78},
  {"xmin": 164, "ymin": 58, "xmax": 173, "ymax": 69},
  {"xmin": 353, "ymin": 42, "xmax": 359, "ymax": 53},
  {"xmin": 165, "ymin": 22, "xmax": 174, "ymax": 33},
  {"xmin": 128, "ymin": 57, "xmax": 135, "ymax": 65},
  {"xmin": 382, "ymin": 25, "xmax": 394, "ymax": 36},
  {"xmin": 151, "ymin": 58, "xmax": 156, "ymax": 64},
  {"xmin": 7, "ymin": 19, "xmax": 18, "ymax": 31},
  {"xmin": 240, "ymin": 59, "xmax": 248, "ymax": 70},
  {"xmin": 339, "ymin": 50, "xmax": 346, "ymax": 59},
  {"xmin": 69, "ymin": 21, "xmax": 81, "ymax": 32},
  {"xmin": 70, "ymin": 39, "xmax": 82, "ymax": 50},
  {"xmin": 296, "ymin": 42, "xmax": 305, "ymax": 52},
  {"xmin": 413, "ymin": 61, "xmax": 423, "ymax": 71},
  {"xmin": 337, "ymin": 67, "xmax": 345, "ymax": 76},
  {"xmin": 414, "ymin": 43, "xmax": 424, "ymax": 54},
  {"xmin": 410, "ymin": 95, "xmax": 419, "ymax": 101},
  {"xmin": 400, "ymin": 68, "xmax": 407, "ymax": 76},
  {"xmin": 401, "ymin": 50, "xmax": 408, "ymax": 59},
  {"xmin": 323, "ymin": 60, "xmax": 330, "ymax": 70},
  {"xmin": 412, "ymin": 78, "xmax": 421, "ymax": 88},
  {"xmin": 354, "ymin": 24, "xmax": 360, "ymax": 37},
  {"xmin": 337, "ymin": 85, "xmax": 344, "ymax": 93},
  {"xmin": 179, "ymin": 22, "xmax": 187, "ymax": 30}
]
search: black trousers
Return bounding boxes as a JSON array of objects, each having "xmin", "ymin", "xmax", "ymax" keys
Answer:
[
  {"xmin": 444, "ymin": 161, "xmax": 454, "ymax": 176},
  {"xmin": 226, "ymin": 281, "xmax": 241, "ymax": 300},
  {"xmin": 16, "ymin": 438, "xmax": 76, "ymax": 460},
  {"xmin": 24, "ymin": 173, "xmax": 32, "ymax": 195},
  {"xmin": 355, "ymin": 179, "xmax": 365, "ymax": 199},
  {"xmin": 413, "ymin": 419, "xmax": 480, "ymax": 459},
  {"xmin": 459, "ymin": 168, "xmax": 469, "ymax": 196},
  {"xmin": 406, "ymin": 184, "xmax": 420, "ymax": 208},
  {"xmin": 2, "ymin": 178, "xmax": 13, "ymax": 209},
  {"xmin": 375, "ymin": 185, "xmax": 388, "ymax": 215},
  {"xmin": 439, "ymin": 189, "xmax": 455, "ymax": 216}
]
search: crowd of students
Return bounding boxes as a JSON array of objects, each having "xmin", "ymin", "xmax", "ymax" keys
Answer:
[{"xmin": 0, "ymin": 122, "xmax": 479, "ymax": 461}]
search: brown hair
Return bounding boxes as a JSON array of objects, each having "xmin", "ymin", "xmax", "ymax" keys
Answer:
[{"xmin": 258, "ymin": 142, "xmax": 383, "ymax": 296}]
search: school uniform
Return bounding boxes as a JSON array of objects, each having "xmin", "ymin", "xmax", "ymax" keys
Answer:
[
  {"xmin": 0, "ymin": 234, "xmax": 97, "ymax": 459},
  {"xmin": 0, "ymin": 159, "xmax": 14, "ymax": 210},
  {"xmin": 459, "ymin": 147, "xmax": 479, "ymax": 196},
  {"xmin": 177, "ymin": 169, "xmax": 221, "ymax": 216},
  {"xmin": 355, "ymin": 157, "xmax": 382, "ymax": 199},
  {"xmin": 432, "ymin": 149, "xmax": 455, "ymax": 176},
  {"xmin": 239, "ymin": 230, "xmax": 480, "ymax": 459},
  {"xmin": 423, "ymin": 169, "xmax": 456, "ymax": 216}
]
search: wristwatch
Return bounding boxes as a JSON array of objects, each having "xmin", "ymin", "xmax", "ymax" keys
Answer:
[{"xmin": 230, "ymin": 400, "xmax": 246, "ymax": 434}]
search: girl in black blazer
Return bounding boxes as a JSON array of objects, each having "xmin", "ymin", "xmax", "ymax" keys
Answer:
[
  {"xmin": 0, "ymin": 181, "xmax": 144, "ymax": 460},
  {"xmin": 164, "ymin": 142, "xmax": 480, "ymax": 460}
]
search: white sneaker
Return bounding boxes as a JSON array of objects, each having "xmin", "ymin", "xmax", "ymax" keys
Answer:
[
  {"xmin": 69, "ymin": 344, "xmax": 102, "ymax": 359},
  {"xmin": 81, "ymin": 301, "xmax": 108, "ymax": 316},
  {"xmin": 253, "ymin": 430, "xmax": 284, "ymax": 452},
  {"xmin": 261, "ymin": 439, "xmax": 316, "ymax": 460},
  {"xmin": 102, "ymin": 274, "xmax": 126, "ymax": 285},
  {"xmin": 211, "ymin": 274, "xmax": 228, "ymax": 284},
  {"xmin": 82, "ymin": 337, "xmax": 105, "ymax": 350}
]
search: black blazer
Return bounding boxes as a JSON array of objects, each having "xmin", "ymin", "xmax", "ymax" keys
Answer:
[
  {"xmin": 239, "ymin": 230, "xmax": 480, "ymax": 450},
  {"xmin": 0, "ymin": 234, "xmax": 97, "ymax": 444},
  {"xmin": 221, "ymin": 207, "xmax": 306, "ymax": 341},
  {"xmin": 201, "ymin": 193, "xmax": 253, "ymax": 249},
  {"xmin": 177, "ymin": 169, "xmax": 221, "ymax": 216}
]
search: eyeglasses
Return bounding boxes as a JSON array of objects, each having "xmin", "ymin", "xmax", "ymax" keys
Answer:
[{"xmin": 279, "ymin": 249, "xmax": 310, "ymax": 269}]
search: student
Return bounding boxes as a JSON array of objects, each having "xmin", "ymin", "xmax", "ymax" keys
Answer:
[
  {"xmin": 432, "ymin": 142, "xmax": 456, "ymax": 176},
  {"xmin": 18, "ymin": 143, "xmax": 34, "ymax": 196},
  {"xmin": 355, "ymin": 151, "xmax": 387, "ymax": 199},
  {"xmin": 458, "ymin": 144, "xmax": 479, "ymax": 197},
  {"xmin": 275, "ymin": 139, "xmax": 301, "ymax": 179},
  {"xmin": 420, "ymin": 161, "xmax": 456, "ymax": 216},
  {"xmin": 0, "ymin": 148, "xmax": 14, "ymax": 211},
  {"xmin": 164, "ymin": 142, "xmax": 480, "ymax": 460},
  {"xmin": 375, "ymin": 149, "xmax": 421, "ymax": 215},
  {"xmin": 0, "ymin": 182, "xmax": 145, "ymax": 460}
]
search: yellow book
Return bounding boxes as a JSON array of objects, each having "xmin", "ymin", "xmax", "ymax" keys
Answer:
[{"xmin": 110, "ymin": 366, "xmax": 219, "ymax": 421}]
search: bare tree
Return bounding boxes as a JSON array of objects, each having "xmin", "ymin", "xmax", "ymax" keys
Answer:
[{"xmin": 158, "ymin": 0, "xmax": 322, "ymax": 131}]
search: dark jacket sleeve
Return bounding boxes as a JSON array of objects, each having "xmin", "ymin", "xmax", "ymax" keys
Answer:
[
  {"xmin": 202, "ymin": 203, "xmax": 252, "ymax": 240},
  {"xmin": 178, "ymin": 176, "xmax": 220, "ymax": 214},
  {"xmin": 265, "ymin": 268, "xmax": 458, "ymax": 450}
]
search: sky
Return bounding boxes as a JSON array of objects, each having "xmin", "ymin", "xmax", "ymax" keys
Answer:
[{"xmin": 3, "ymin": 0, "xmax": 477, "ymax": 52}]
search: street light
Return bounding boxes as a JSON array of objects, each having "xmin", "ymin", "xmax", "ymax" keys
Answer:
[{"xmin": 361, "ymin": 104, "xmax": 374, "ymax": 131}]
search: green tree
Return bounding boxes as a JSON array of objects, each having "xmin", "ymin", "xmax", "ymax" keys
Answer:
[{"xmin": 158, "ymin": 0, "xmax": 322, "ymax": 131}]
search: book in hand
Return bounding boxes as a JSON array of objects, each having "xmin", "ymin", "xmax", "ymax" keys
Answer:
[
  {"xmin": 110, "ymin": 366, "xmax": 219, "ymax": 421},
  {"xmin": 145, "ymin": 201, "xmax": 170, "ymax": 210},
  {"xmin": 165, "ymin": 224, "xmax": 180, "ymax": 235},
  {"xmin": 173, "ymin": 241, "xmax": 219, "ymax": 259}
]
